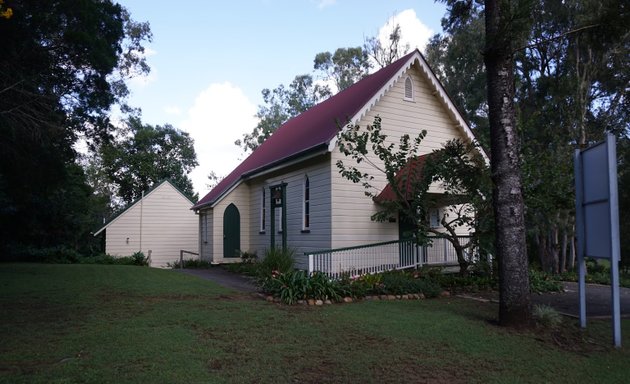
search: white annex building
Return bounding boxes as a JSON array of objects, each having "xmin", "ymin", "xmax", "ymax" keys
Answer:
[{"xmin": 94, "ymin": 180, "xmax": 198, "ymax": 268}]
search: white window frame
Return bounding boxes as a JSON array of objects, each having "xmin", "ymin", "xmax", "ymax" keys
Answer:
[{"xmin": 403, "ymin": 75, "xmax": 414, "ymax": 101}]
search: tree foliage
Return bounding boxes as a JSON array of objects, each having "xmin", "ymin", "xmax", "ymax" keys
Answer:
[
  {"xmin": 364, "ymin": 23, "xmax": 410, "ymax": 69},
  {"xmin": 431, "ymin": 0, "xmax": 629, "ymax": 274},
  {"xmin": 313, "ymin": 47, "xmax": 371, "ymax": 91},
  {"xmin": 96, "ymin": 117, "xmax": 198, "ymax": 205},
  {"xmin": 0, "ymin": 0, "xmax": 151, "ymax": 258},
  {"xmin": 234, "ymin": 74, "xmax": 331, "ymax": 152},
  {"xmin": 425, "ymin": 11, "xmax": 489, "ymax": 145}
]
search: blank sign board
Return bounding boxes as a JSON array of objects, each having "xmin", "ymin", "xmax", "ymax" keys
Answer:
[
  {"xmin": 579, "ymin": 141, "xmax": 612, "ymax": 259},
  {"xmin": 582, "ymin": 143, "xmax": 609, "ymax": 203},
  {"xmin": 574, "ymin": 133, "xmax": 621, "ymax": 347}
]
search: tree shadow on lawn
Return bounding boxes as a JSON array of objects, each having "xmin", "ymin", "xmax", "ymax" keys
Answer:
[{"xmin": 441, "ymin": 296, "xmax": 621, "ymax": 354}]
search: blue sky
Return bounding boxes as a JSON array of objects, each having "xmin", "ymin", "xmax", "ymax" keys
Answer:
[{"xmin": 120, "ymin": 0, "xmax": 447, "ymax": 196}]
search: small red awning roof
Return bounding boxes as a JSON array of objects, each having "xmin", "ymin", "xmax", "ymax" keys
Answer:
[{"xmin": 373, "ymin": 154, "xmax": 431, "ymax": 203}]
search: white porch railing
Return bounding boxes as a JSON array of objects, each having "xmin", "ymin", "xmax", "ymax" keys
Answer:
[{"xmin": 306, "ymin": 236, "xmax": 472, "ymax": 279}]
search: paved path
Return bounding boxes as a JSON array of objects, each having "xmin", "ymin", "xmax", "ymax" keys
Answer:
[
  {"xmin": 532, "ymin": 281, "xmax": 630, "ymax": 318},
  {"xmin": 176, "ymin": 267, "xmax": 259, "ymax": 293}
]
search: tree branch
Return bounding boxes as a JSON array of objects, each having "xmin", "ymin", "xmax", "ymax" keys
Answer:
[{"xmin": 514, "ymin": 24, "xmax": 600, "ymax": 53}]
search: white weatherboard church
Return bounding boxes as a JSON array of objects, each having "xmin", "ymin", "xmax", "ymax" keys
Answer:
[{"xmin": 193, "ymin": 50, "xmax": 485, "ymax": 272}]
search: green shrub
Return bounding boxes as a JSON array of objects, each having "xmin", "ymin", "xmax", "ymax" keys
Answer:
[
  {"xmin": 560, "ymin": 269, "xmax": 630, "ymax": 288},
  {"xmin": 240, "ymin": 251, "xmax": 258, "ymax": 264},
  {"xmin": 378, "ymin": 271, "xmax": 413, "ymax": 295},
  {"xmin": 370, "ymin": 270, "xmax": 443, "ymax": 297},
  {"xmin": 529, "ymin": 269, "xmax": 563, "ymax": 293},
  {"xmin": 130, "ymin": 251, "xmax": 148, "ymax": 266},
  {"xmin": 438, "ymin": 273, "xmax": 498, "ymax": 292},
  {"xmin": 308, "ymin": 272, "xmax": 343, "ymax": 302},
  {"xmin": 260, "ymin": 270, "xmax": 309, "ymax": 304},
  {"xmin": 79, "ymin": 254, "xmax": 118, "ymax": 265},
  {"xmin": 339, "ymin": 273, "xmax": 373, "ymax": 298},
  {"xmin": 223, "ymin": 251, "xmax": 260, "ymax": 276},
  {"xmin": 262, "ymin": 270, "xmax": 309, "ymax": 304},
  {"xmin": 532, "ymin": 304, "xmax": 563, "ymax": 328},
  {"xmin": 167, "ymin": 258, "xmax": 213, "ymax": 269},
  {"xmin": 78, "ymin": 252, "xmax": 148, "ymax": 266},
  {"xmin": 12, "ymin": 245, "xmax": 83, "ymax": 264},
  {"xmin": 413, "ymin": 278, "xmax": 443, "ymax": 298},
  {"xmin": 257, "ymin": 248, "xmax": 294, "ymax": 278},
  {"xmin": 261, "ymin": 270, "xmax": 344, "ymax": 304}
]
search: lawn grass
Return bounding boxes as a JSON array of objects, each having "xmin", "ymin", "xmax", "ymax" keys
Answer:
[{"xmin": 1, "ymin": 263, "xmax": 629, "ymax": 384}]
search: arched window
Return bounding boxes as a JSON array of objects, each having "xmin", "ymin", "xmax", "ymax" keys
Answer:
[
  {"xmin": 404, "ymin": 76, "xmax": 414, "ymax": 101},
  {"xmin": 303, "ymin": 175, "xmax": 310, "ymax": 230}
]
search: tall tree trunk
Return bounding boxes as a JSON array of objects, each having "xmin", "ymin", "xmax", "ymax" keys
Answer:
[
  {"xmin": 537, "ymin": 233, "xmax": 547, "ymax": 271},
  {"xmin": 560, "ymin": 228, "xmax": 568, "ymax": 274},
  {"xmin": 551, "ymin": 224, "xmax": 559, "ymax": 274},
  {"xmin": 484, "ymin": 0, "xmax": 531, "ymax": 327}
]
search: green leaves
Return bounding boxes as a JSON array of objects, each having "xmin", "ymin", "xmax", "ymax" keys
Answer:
[
  {"xmin": 336, "ymin": 115, "xmax": 492, "ymax": 274},
  {"xmin": 97, "ymin": 117, "xmax": 198, "ymax": 205},
  {"xmin": 313, "ymin": 47, "xmax": 371, "ymax": 92},
  {"xmin": 235, "ymin": 74, "xmax": 331, "ymax": 152}
]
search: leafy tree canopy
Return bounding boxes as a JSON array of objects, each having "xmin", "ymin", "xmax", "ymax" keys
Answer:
[
  {"xmin": 96, "ymin": 117, "xmax": 198, "ymax": 206},
  {"xmin": 313, "ymin": 47, "xmax": 371, "ymax": 92},
  {"xmin": 234, "ymin": 74, "xmax": 332, "ymax": 152},
  {"xmin": 0, "ymin": 0, "xmax": 152, "ymax": 258}
]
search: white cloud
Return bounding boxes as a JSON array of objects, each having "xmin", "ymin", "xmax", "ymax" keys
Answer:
[
  {"xmin": 179, "ymin": 82, "xmax": 258, "ymax": 197},
  {"xmin": 164, "ymin": 105, "xmax": 182, "ymax": 116},
  {"xmin": 377, "ymin": 9, "xmax": 433, "ymax": 53}
]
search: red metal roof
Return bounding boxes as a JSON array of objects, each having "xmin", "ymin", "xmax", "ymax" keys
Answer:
[
  {"xmin": 373, "ymin": 154, "xmax": 431, "ymax": 203},
  {"xmin": 193, "ymin": 50, "xmax": 418, "ymax": 209}
]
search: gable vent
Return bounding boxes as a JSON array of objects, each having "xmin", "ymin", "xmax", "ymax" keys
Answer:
[{"xmin": 404, "ymin": 76, "xmax": 413, "ymax": 100}]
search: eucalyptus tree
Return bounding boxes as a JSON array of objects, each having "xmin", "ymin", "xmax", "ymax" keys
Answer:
[
  {"xmin": 314, "ymin": 47, "xmax": 371, "ymax": 92},
  {"xmin": 234, "ymin": 74, "xmax": 332, "ymax": 152}
]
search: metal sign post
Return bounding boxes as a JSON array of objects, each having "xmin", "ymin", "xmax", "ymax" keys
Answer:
[{"xmin": 574, "ymin": 133, "xmax": 621, "ymax": 348}]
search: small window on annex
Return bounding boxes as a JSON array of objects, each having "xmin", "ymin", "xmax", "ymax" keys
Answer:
[
  {"xmin": 260, "ymin": 188, "xmax": 266, "ymax": 232},
  {"xmin": 429, "ymin": 208, "xmax": 440, "ymax": 228},
  {"xmin": 303, "ymin": 175, "xmax": 310, "ymax": 230},
  {"xmin": 404, "ymin": 76, "xmax": 414, "ymax": 101}
]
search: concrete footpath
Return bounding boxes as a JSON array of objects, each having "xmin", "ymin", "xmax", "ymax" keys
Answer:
[{"xmin": 176, "ymin": 267, "xmax": 259, "ymax": 293}]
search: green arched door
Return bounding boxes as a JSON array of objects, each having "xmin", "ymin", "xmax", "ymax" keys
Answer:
[{"xmin": 223, "ymin": 204, "xmax": 240, "ymax": 258}]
